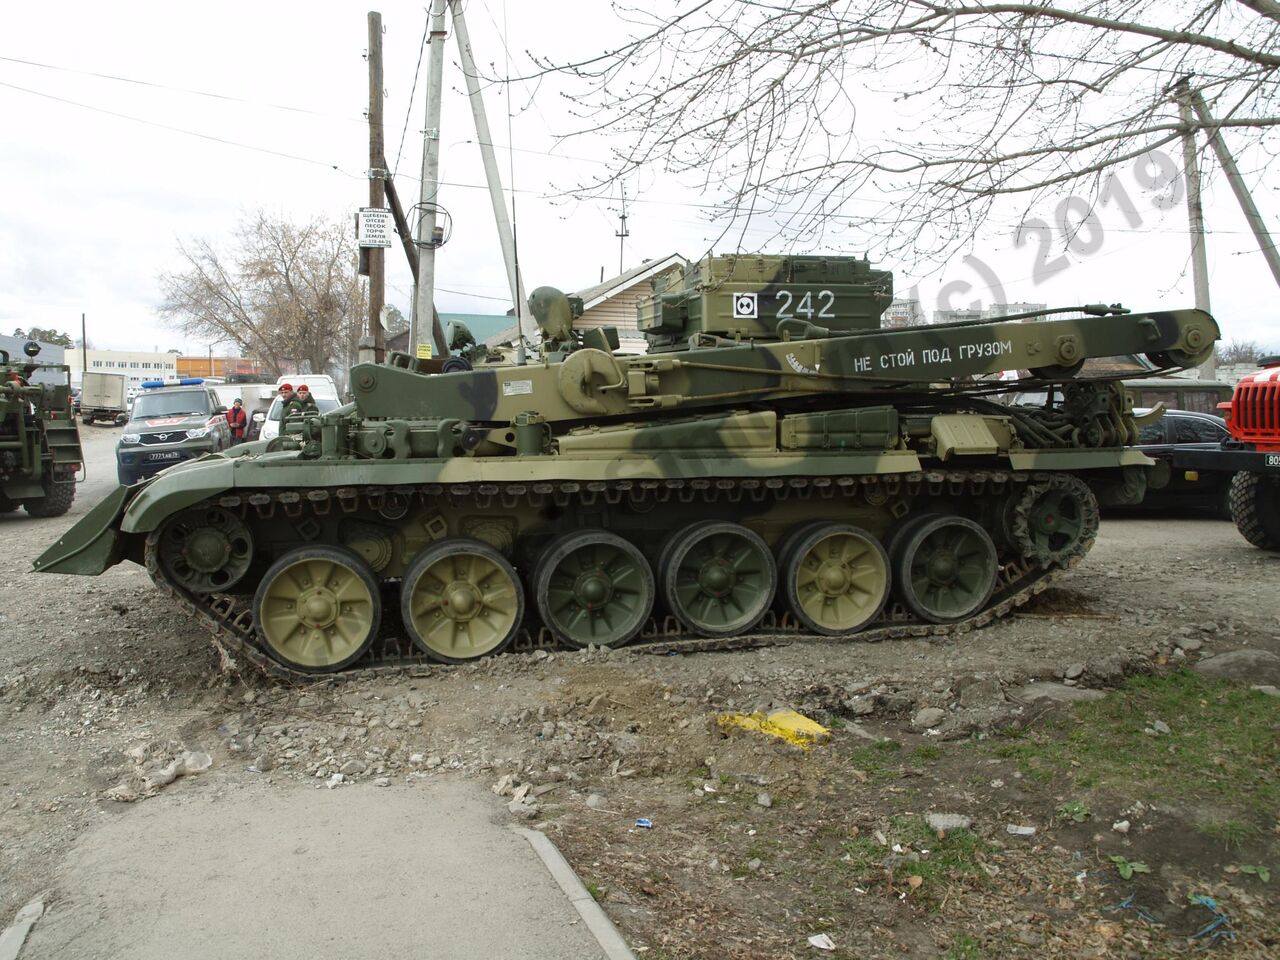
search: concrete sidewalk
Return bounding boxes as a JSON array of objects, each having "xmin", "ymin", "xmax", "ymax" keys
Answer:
[{"xmin": 20, "ymin": 779, "xmax": 630, "ymax": 960}]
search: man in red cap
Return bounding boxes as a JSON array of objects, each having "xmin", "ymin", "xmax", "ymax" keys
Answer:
[
  {"xmin": 278, "ymin": 382, "xmax": 295, "ymax": 414},
  {"xmin": 295, "ymin": 383, "xmax": 319, "ymax": 414}
]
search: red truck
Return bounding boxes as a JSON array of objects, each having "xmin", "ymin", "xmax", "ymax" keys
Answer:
[{"xmin": 1220, "ymin": 358, "xmax": 1280, "ymax": 549}]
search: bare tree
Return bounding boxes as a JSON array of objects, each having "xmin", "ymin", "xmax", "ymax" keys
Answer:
[
  {"xmin": 530, "ymin": 1, "xmax": 1280, "ymax": 263},
  {"xmin": 158, "ymin": 212, "xmax": 366, "ymax": 379},
  {"xmin": 1216, "ymin": 337, "xmax": 1263, "ymax": 362}
]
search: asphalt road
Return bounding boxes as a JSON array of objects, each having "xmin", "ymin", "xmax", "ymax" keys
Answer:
[{"xmin": 21, "ymin": 781, "xmax": 610, "ymax": 960}]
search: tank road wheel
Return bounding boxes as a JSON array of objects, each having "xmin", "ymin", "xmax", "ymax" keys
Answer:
[
  {"xmin": 891, "ymin": 515, "xmax": 998, "ymax": 624},
  {"xmin": 1009, "ymin": 474, "xmax": 1099, "ymax": 566},
  {"xmin": 1230, "ymin": 471, "xmax": 1280, "ymax": 551},
  {"xmin": 154, "ymin": 506, "xmax": 254, "ymax": 593},
  {"xmin": 253, "ymin": 546, "xmax": 380, "ymax": 673},
  {"xmin": 401, "ymin": 538, "xmax": 524, "ymax": 663},
  {"xmin": 534, "ymin": 531, "xmax": 654, "ymax": 649},
  {"xmin": 780, "ymin": 523, "xmax": 890, "ymax": 636},
  {"xmin": 660, "ymin": 521, "xmax": 776, "ymax": 638}
]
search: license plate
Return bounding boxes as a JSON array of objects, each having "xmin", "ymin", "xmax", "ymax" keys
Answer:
[
  {"xmin": 148, "ymin": 452, "xmax": 182, "ymax": 462},
  {"xmin": 1267, "ymin": 454, "xmax": 1280, "ymax": 468}
]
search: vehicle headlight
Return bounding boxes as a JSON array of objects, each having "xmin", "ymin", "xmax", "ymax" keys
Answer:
[
  {"xmin": 121, "ymin": 434, "xmax": 140, "ymax": 445},
  {"xmin": 186, "ymin": 427, "xmax": 210, "ymax": 440}
]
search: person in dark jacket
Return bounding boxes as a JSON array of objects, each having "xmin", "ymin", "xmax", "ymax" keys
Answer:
[
  {"xmin": 295, "ymin": 383, "xmax": 319, "ymax": 414},
  {"xmin": 225, "ymin": 397, "xmax": 248, "ymax": 444}
]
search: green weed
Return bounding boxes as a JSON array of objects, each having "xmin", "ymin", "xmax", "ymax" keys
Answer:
[
  {"xmin": 1057, "ymin": 800, "xmax": 1090, "ymax": 823},
  {"xmin": 1199, "ymin": 820, "xmax": 1257, "ymax": 851},
  {"xmin": 987, "ymin": 672, "xmax": 1279, "ymax": 813},
  {"xmin": 1109, "ymin": 855, "xmax": 1151, "ymax": 880},
  {"xmin": 945, "ymin": 933, "xmax": 983, "ymax": 960}
]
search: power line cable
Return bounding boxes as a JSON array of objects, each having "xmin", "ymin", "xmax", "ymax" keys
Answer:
[
  {"xmin": 0, "ymin": 78, "xmax": 359, "ymax": 175},
  {"xmin": 391, "ymin": 15, "xmax": 431, "ymax": 177},
  {"xmin": 0, "ymin": 77, "xmax": 544, "ymax": 194},
  {"xmin": 0, "ymin": 52, "xmax": 364, "ymax": 122}
]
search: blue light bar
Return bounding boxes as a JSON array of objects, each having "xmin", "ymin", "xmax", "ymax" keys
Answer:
[{"xmin": 141, "ymin": 377, "xmax": 205, "ymax": 389}]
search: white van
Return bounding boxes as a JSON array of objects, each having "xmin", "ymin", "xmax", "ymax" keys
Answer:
[{"xmin": 258, "ymin": 375, "xmax": 341, "ymax": 442}]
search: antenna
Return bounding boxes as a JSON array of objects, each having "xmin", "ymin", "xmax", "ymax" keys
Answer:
[{"xmin": 615, "ymin": 185, "xmax": 630, "ymax": 275}]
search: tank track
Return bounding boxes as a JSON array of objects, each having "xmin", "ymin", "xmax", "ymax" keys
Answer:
[{"xmin": 143, "ymin": 469, "xmax": 1089, "ymax": 682}]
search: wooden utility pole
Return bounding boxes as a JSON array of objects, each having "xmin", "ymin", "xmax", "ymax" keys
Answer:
[
  {"xmin": 383, "ymin": 178, "xmax": 419, "ymax": 282},
  {"xmin": 367, "ymin": 11, "xmax": 387, "ymax": 362}
]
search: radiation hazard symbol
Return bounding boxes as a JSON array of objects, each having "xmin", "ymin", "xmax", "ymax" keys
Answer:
[{"xmin": 732, "ymin": 292, "xmax": 758, "ymax": 320}]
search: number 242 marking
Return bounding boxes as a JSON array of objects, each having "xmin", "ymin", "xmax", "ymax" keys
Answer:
[{"xmin": 775, "ymin": 290, "xmax": 835, "ymax": 320}]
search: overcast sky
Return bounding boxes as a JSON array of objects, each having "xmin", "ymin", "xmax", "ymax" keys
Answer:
[{"xmin": 1, "ymin": 1, "xmax": 1276, "ymax": 357}]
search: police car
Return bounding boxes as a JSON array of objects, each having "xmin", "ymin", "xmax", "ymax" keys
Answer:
[{"xmin": 116, "ymin": 378, "xmax": 232, "ymax": 485}]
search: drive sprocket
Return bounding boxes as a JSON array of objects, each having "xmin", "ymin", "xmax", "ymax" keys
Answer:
[{"xmin": 1009, "ymin": 474, "xmax": 1098, "ymax": 566}]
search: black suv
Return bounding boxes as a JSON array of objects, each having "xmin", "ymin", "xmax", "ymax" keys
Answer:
[
  {"xmin": 116, "ymin": 381, "xmax": 231, "ymax": 485},
  {"xmin": 1134, "ymin": 408, "xmax": 1233, "ymax": 516}
]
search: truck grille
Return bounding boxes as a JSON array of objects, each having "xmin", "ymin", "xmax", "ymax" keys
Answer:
[
  {"xmin": 139, "ymin": 431, "xmax": 186, "ymax": 445},
  {"xmin": 1230, "ymin": 378, "xmax": 1280, "ymax": 445}
]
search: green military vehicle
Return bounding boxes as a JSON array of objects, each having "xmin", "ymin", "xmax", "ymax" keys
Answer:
[
  {"xmin": 35, "ymin": 254, "xmax": 1218, "ymax": 676},
  {"xmin": 0, "ymin": 341, "xmax": 82, "ymax": 517}
]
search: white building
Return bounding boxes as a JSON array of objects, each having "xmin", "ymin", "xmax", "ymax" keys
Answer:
[
  {"xmin": 934, "ymin": 302, "xmax": 1048, "ymax": 324},
  {"xmin": 933, "ymin": 307, "xmax": 985, "ymax": 324},
  {"xmin": 66, "ymin": 349, "xmax": 178, "ymax": 388},
  {"xmin": 882, "ymin": 298, "xmax": 924, "ymax": 329},
  {"xmin": 985, "ymin": 302, "xmax": 1048, "ymax": 319},
  {"xmin": 486, "ymin": 254, "xmax": 687, "ymax": 354}
]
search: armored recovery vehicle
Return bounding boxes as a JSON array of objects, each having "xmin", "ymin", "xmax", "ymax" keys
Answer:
[
  {"xmin": 1, "ymin": 341, "xmax": 81, "ymax": 518},
  {"xmin": 36, "ymin": 255, "xmax": 1218, "ymax": 676}
]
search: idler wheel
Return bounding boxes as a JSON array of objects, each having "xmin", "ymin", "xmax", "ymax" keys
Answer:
[
  {"xmin": 660, "ymin": 521, "xmax": 775, "ymax": 638},
  {"xmin": 155, "ymin": 506, "xmax": 254, "ymax": 594},
  {"xmin": 778, "ymin": 522, "xmax": 890, "ymax": 636},
  {"xmin": 534, "ymin": 531, "xmax": 653, "ymax": 649},
  {"xmin": 890, "ymin": 515, "xmax": 997, "ymax": 624},
  {"xmin": 401, "ymin": 538, "xmax": 524, "ymax": 664},
  {"xmin": 252, "ymin": 546, "xmax": 380, "ymax": 673},
  {"xmin": 1009, "ymin": 474, "xmax": 1098, "ymax": 566}
]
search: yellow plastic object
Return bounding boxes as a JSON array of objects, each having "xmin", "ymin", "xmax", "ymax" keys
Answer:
[{"xmin": 717, "ymin": 708, "xmax": 831, "ymax": 750}]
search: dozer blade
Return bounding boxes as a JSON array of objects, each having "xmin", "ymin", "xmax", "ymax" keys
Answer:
[{"xmin": 32, "ymin": 484, "xmax": 133, "ymax": 575}]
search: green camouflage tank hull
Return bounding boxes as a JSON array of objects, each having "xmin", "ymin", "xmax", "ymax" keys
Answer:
[{"xmin": 35, "ymin": 255, "xmax": 1218, "ymax": 677}]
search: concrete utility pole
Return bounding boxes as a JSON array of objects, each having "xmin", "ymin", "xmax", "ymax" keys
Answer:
[
  {"xmin": 80, "ymin": 313, "xmax": 87, "ymax": 386},
  {"xmin": 1173, "ymin": 79, "xmax": 1214, "ymax": 379},
  {"xmin": 615, "ymin": 186, "xmax": 629, "ymax": 276},
  {"xmin": 450, "ymin": 0, "xmax": 535, "ymax": 350},
  {"xmin": 366, "ymin": 11, "xmax": 387, "ymax": 362},
  {"xmin": 1187, "ymin": 85, "xmax": 1280, "ymax": 293},
  {"xmin": 409, "ymin": 0, "xmax": 450, "ymax": 359}
]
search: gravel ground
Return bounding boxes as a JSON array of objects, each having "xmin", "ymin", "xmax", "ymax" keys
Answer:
[{"xmin": 1, "ymin": 428, "xmax": 1277, "ymax": 957}]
